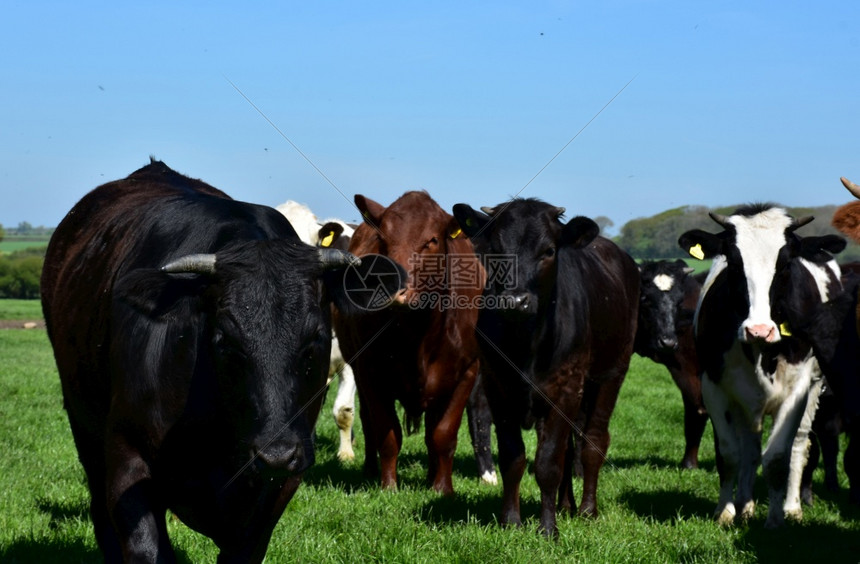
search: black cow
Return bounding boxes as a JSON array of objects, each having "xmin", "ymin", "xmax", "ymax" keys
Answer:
[
  {"xmin": 453, "ymin": 199, "xmax": 640, "ymax": 537},
  {"xmin": 40, "ymin": 159, "xmax": 370, "ymax": 562},
  {"xmin": 635, "ymin": 260, "xmax": 708, "ymax": 469},
  {"xmin": 780, "ymin": 264, "xmax": 860, "ymax": 507}
]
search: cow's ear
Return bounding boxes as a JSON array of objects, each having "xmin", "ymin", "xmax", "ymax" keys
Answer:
[
  {"xmin": 560, "ymin": 216, "xmax": 599, "ymax": 249},
  {"xmin": 355, "ymin": 195, "xmax": 385, "ymax": 227},
  {"xmin": 452, "ymin": 204, "xmax": 491, "ymax": 240},
  {"xmin": 678, "ymin": 230, "xmax": 722, "ymax": 260},
  {"xmin": 800, "ymin": 235, "xmax": 847, "ymax": 263},
  {"xmin": 446, "ymin": 216, "xmax": 466, "ymax": 241},
  {"xmin": 114, "ymin": 269, "xmax": 208, "ymax": 319},
  {"xmin": 317, "ymin": 221, "xmax": 344, "ymax": 248}
]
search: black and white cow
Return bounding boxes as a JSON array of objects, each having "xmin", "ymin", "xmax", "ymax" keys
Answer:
[
  {"xmin": 635, "ymin": 260, "xmax": 708, "ymax": 469},
  {"xmin": 678, "ymin": 204, "xmax": 844, "ymax": 528}
]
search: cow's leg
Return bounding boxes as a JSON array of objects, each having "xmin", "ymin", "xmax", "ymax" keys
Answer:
[
  {"xmin": 66, "ymin": 417, "xmax": 124, "ymax": 562},
  {"xmin": 779, "ymin": 375, "xmax": 821, "ymax": 525},
  {"xmin": 216, "ymin": 476, "xmax": 302, "ymax": 564},
  {"xmin": 495, "ymin": 420, "xmax": 526, "ymax": 527},
  {"xmin": 668, "ymin": 364, "xmax": 707, "ymax": 469},
  {"xmin": 423, "ymin": 360, "xmax": 477, "ymax": 495},
  {"xmin": 466, "ymin": 373, "xmax": 497, "ymax": 485},
  {"xmin": 762, "ymin": 373, "xmax": 818, "ymax": 528},
  {"xmin": 578, "ymin": 374, "xmax": 624, "ymax": 519},
  {"xmin": 816, "ymin": 392, "xmax": 842, "ymax": 492},
  {"xmin": 800, "ymin": 432, "xmax": 820, "ymax": 505},
  {"xmin": 104, "ymin": 433, "xmax": 175, "ymax": 563},
  {"xmin": 355, "ymin": 380, "xmax": 401, "ymax": 489},
  {"xmin": 733, "ymin": 421, "xmax": 761, "ymax": 523},
  {"xmin": 557, "ymin": 433, "xmax": 576, "ymax": 516},
  {"xmin": 331, "ymin": 360, "xmax": 357, "ymax": 463},
  {"xmin": 845, "ymin": 427, "xmax": 860, "ymax": 505},
  {"xmin": 533, "ymin": 411, "xmax": 574, "ymax": 537},
  {"xmin": 702, "ymin": 376, "xmax": 740, "ymax": 525}
]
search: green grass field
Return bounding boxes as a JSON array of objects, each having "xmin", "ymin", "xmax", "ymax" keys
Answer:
[
  {"xmin": 0, "ymin": 299, "xmax": 43, "ymax": 320},
  {"xmin": 0, "ymin": 241, "xmax": 48, "ymax": 254},
  {"xmin": 0, "ymin": 313, "xmax": 858, "ymax": 562}
]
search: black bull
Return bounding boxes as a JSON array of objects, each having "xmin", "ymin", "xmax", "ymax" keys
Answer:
[
  {"xmin": 453, "ymin": 199, "xmax": 640, "ymax": 537},
  {"xmin": 40, "ymin": 160, "xmax": 394, "ymax": 562}
]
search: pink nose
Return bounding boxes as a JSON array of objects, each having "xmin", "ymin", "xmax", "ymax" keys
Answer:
[{"xmin": 745, "ymin": 324, "xmax": 777, "ymax": 343}]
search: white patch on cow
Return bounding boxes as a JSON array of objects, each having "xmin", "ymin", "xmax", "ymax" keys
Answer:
[
  {"xmin": 730, "ymin": 208, "xmax": 794, "ymax": 342},
  {"xmin": 481, "ymin": 470, "xmax": 499, "ymax": 486},
  {"xmin": 652, "ymin": 273, "xmax": 675, "ymax": 292},
  {"xmin": 276, "ymin": 200, "xmax": 320, "ymax": 244},
  {"xmin": 277, "ymin": 201, "xmax": 359, "ymax": 465},
  {"xmin": 799, "ymin": 258, "xmax": 841, "ymax": 303}
]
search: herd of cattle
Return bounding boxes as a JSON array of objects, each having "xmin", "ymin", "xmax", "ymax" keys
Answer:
[{"xmin": 39, "ymin": 158, "xmax": 860, "ymax": 561}]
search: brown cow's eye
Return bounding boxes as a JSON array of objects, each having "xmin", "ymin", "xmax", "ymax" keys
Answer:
[
  {"xmin": 426, "ymin": 237, "xmax": 439, "ymax": 249},
  {"xmin": 543, "ymin": 247, "xmax": 555, "ymax": 259}
]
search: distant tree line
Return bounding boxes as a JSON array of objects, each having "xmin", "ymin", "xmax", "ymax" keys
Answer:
[
  {"xmin": 613, "ymin": 204, "xmax": 860, "ymax": 262},
  {"xmin": 0, "ymin": 247, "xmax": 43, "ymax": 299},
  {"xmin": 0, "ymin": 203, "xmax": 858, "ymax": 301},
  {"xmin": 2, "ymin": 222, "xmax": 54, "ymax": 240}
]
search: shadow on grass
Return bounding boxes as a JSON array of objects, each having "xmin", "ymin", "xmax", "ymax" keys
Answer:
[
  {"xmin": 618, "ymin": 489, "xmax": 714, "ymax": 522},
  {"xmin": 415, "ymin": 490, "xmax": 510, "ymax": 528},
  {"xmin": 13, "ymin": 498, "xmax": 197, "ymax": 564},
  {"xmin": 607, "ymin": 454, "xmax": 717, "ymax": 473},
  {"xmin": 304, "ymin": 429, "xmax": 495, "ymax": 494},
  {"xmin": 0, "ymin": 538, "xmax": 102, "ymax": 564},
  {"xmin": 738, "ymin": 521, "xmax": 860, "ymax": 563}
]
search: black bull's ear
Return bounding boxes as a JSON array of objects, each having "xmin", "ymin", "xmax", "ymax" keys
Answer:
[
  {"xmin": 560, "ymin": 216, "xmax": 599, "ymax": 249},
  {"xmin": 452, "ymin": 204, "xmax": 491, "ymax": 240},
  {"xmin": 800, "ymin": 234, "xmax": 847, "ymax": 263}
]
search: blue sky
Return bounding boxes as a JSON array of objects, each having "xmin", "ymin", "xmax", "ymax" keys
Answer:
[{"xmin": 2, "ymin": 1, "xmax": 858, "ymax": 234}]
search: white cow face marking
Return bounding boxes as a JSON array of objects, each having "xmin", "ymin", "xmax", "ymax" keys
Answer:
[
  {"xmin": 730, "ymin": 208, "xmax": 793, "ymax": 343},
  {"xmin": 652, "ymin": 273, "xmax": 675, "ymax": 292}
]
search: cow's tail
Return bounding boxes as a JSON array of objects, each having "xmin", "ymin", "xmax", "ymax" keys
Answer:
[{"xmin": 403, "ymin": 411, "xmax": 422, "ymax": 436}]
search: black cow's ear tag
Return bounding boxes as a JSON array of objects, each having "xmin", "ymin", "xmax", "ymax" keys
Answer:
[
  {"xmin": 689, "ymin": 243, "xmax": 705, "ymax": 260},
  {"xmin": 779, "ymin": 322, "xmax": 792, "ymax": 337},
  {"xmin": 320, "ymin": 230, "xmax": 335, "ymax": 247}
]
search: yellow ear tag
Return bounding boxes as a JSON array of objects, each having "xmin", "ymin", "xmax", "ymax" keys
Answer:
[
  {"xmin": 320, "ymin": 231, "xmax": 335, "ymax": 248},
  {"xmin": 449, "ymin": 227, "xmax": 462, "ymax": 239},
  {"xmin": 779, "ymin": 322, "xmax": 792, "ymax": 337},
  {"xmin": 689, "ymin": 243, "xmax": 705, "ymax": 260}
]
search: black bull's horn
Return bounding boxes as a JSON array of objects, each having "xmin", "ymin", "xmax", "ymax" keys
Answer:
[
  {"xmin": 317, "ymin": 248, "xmax": 361, "ymax": 269},
  {"xmin": 162, "ymin": 254, "xmax": 217, "ymax": 274},
  {"xmin": 162, "ymin": 248, "xmax": 360, "ymax": 275}
]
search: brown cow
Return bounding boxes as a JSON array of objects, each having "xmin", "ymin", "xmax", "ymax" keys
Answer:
[{"xmin": 333, "ymin": 191, "xmax": 485, "ymax": 495}]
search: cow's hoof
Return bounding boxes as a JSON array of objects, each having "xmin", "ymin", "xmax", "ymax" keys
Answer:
[
  {"xmin": 784, "ymin": 507, "xmax": 803, "ymax": 524},
  {"xmin": 714, "ymin": 504, "xmax": 735, "ymax": 527},
  {"xmin": 480, "ymin": 470, "xmax": 498, "ymax": 486},
  {"xmin": 337, "ymin": 448, "xmax": 355, "ymax": 462},
  {"xmin": 738, "ymin": 501, "xmax": 755, "ymax": 523}
]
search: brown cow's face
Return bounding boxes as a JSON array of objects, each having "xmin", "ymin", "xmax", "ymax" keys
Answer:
[{"xmin": 355, "ymin": 191, "xmax": 463, "ymax": 304}]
